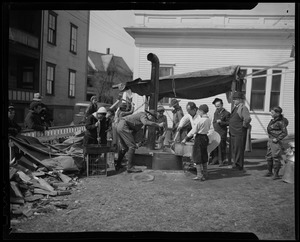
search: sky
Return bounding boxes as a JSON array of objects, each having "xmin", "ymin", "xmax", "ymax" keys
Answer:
[
  {"xmin": 88, "ymin": 3, "xmax": 295, "ymax": 71},
  {"xmin": 88, "ymin": 10, "xmax": 135, "ymax": 70}
]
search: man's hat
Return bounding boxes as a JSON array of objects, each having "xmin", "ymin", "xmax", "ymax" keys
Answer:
[
  {"xmin": 33, "ymin": 93, "xmax": 43, "ymax": 101},
  {"xmin": 199, "ymin": 104, "xmax": 209, "ymax": 113},
  {"xmin": 96, "ymin": 107, "xmax": 107, "ymax": 114},
  {"xmin": 145, "ymin": 109, "xmax": 158, "ymax": 120},
  {"xmin": 157, "ymin": 105, "xmax": 165, "ymax": 112},
  {"xmin": 30, "ymin": 101, "xmax": 42, "ymax": 110},
  {"xmin": 90, "ymin": 96, "xmax": 98, "ymax": 102},
  {"xmin": 8, "ymin": 104, "xmax": 15, "ymax": 110},
  {"xmin": 212, "ymin": 98, "xmax": 223, "ymax": 105},
  {"xmin": 169, "ymin": 98, "xmax": 180, "ymax": 107},
  {"xmin": 232, "ymin": 91, "xmax": 245, "ymax": 100}
]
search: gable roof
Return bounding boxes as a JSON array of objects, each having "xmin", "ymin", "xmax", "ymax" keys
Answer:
[{"xmin": 88, "ymin": 50, "xmax": 132, "ymax": 77}]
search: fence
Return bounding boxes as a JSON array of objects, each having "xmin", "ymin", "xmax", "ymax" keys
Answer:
[{"xmin": 19, "ymin": 125, "xmax": 86, "ymax": 143}]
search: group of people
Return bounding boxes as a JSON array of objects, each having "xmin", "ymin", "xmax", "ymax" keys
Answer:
[
  {"xmin": 169, "ymin": 91, "xmax": 288, "ymax": 182},
  {"xmin": 8, "ymin": 91, "xmax": 289, "ymax": 180},
  {"xmin": 82, "ymin": 96, "xmax": 165, "ymax": 173},
  {"xmin": 8, "ymin": 93, "xmax": 53, "ymax": 136}
]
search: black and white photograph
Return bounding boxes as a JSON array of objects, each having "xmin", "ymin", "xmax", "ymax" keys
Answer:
[{"xmin": 3, "ymin": 2, "xmax": 298, "ymax": 240}]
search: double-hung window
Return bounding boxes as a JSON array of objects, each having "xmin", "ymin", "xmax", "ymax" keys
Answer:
[
  {"xmin": 70, "ymin": 24, "xmax": 78, "ymax": 54},
  {"xmin": 47, "ymin": 11, "xmax": 57, "ymax": 45},
  {"xmin": 241, "ymin": 67, "xmax": 283, "ymax": 112},
  {"xmin": 46, "ymin": 63, "xmax": 55, "ymax": 95},
  {"xmin": 68, "ymin": 69, "xmax": 76, "ymax": 97}
]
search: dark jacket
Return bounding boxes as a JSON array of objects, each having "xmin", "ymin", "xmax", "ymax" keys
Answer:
[
  {"xmin": 85, "ymin": 103, "xmax": 98, "ymax": 118},
  {"xmin": 229, "ymin": 103, "xmax": 251, "ymax": 136},
  {"xmin": 84, "ymin": 114, "xmax": 107, "ymax": 145},
  {"xmin": 123, "ymin": 112, "xmax": 160, "ymax": 132},
  {"xmin": 267, "ymin": 115, "xmax": 288, "ymax": 141},
  {"xmin": 8, "ymin": 119, "xmax": 21, "ymax": 136},
  {"xmin": 24, "ymin": 111, "xmax": 46, "ymax": 131},
  {"xmin": 212, "ymin": 108, "xmax": 230, "ymax": 136}
]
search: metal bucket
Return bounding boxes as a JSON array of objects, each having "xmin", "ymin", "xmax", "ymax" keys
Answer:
[{"xmin": 174, "ymin": 142, "xmax": 194, "ymax": 157}]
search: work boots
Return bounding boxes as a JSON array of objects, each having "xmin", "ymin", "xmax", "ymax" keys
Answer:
[
  {"xmin": 264, "ymin": 159, "xmax": 273, "ymax": 177},
  {"xmin": 114, "ymin": 148, "xmax": 127, "ymax": 171},
  {"xmin": 126, "ymin": 148, "xmax": 142, "ymax": 173},
  {"xmin": 193, "ymin": 164, "xmax": 202, "ymax": 180},
  {"xmin": 273, "ymin": 162, "xmax": 281, "ymax": 180},
  {"xmin": 202, "ymin": 162, "xmax": 208, "ymax": 181},
  {"xmin": 192, "ymin": 163, "xmax": 208, "ymax": 181}
]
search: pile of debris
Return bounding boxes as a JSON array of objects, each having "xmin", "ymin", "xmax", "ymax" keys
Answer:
[{"xmin": 9, "ymin": 159, "xmax": 80, "ymax": 226}]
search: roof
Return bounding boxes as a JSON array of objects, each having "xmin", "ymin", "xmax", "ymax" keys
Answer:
[{"xmin": 88, "ymin": 50, "xmax": 132, "ymax": 77}]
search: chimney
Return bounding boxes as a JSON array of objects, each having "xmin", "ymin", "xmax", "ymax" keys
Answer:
[{"xmin": 106, "ymin": 48, "xmax": 110, "ymax": 54}]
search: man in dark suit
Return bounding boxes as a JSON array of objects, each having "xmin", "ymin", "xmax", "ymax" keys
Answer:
[{"xmin": 229, "ymin": 92, "xmax": 252, "ymax": 171}]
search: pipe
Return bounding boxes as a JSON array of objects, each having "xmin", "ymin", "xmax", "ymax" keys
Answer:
[{"xmin": 146, "ymin": 53, "xmax": 160, "ymax": 150}]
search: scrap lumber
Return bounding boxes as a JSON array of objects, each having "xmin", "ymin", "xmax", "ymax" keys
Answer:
[
  {"xmin": 33, "ymin": 188, "xmax": 57, "ymax": 196},
  {"xmin": 24, "ymin": 194, "xmax": 44, "ymax": 202},
  {"xmin": 17, "ymin": 156, "xmax": 38, "ymax": 171},
  {"xmin": 10, "ymin": 167, "xmax": 18, "ymax": 180},
  {"xmin": 10, "ymin": 197, "xmax": 25, "ymax": 205},
  {"xmin": 10, "ymin": 181, "xmax": 23, "ymax": 198},
  {"xmin": 50, "ymin": 182, "xmax": 73, "ymax": 188},
  {"xmin": 57, "ymin": 172, "xmax": 72, "ymax": 183},
  {"xmin": 16, "ymin": 171, "xmax": 32, "ymax": 184},
  {"xmin": 37, "ymin": 178, "xmax": 55, "ymax": 192},
  {"xmin": 56, "ymin": 191, "xmax": 71, "ymax": 196}
]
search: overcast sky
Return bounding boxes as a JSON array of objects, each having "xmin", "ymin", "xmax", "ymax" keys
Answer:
[{"xmin": 88, "ymin": 3, "xmax": 295, "ymax": 71}]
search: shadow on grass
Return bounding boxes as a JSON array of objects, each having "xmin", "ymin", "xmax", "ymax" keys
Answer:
[{"xmin": 207, "ymin": 168, "xmax": 251, "ymax": 180}]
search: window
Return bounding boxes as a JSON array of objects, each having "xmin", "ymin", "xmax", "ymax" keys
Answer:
[
  {"xmin": 158, "ymin": 65, "xmax": 174, "ymax": 105},
  {"xmin": 250, "ymin": 69, "xmax": 267, "ymax": 111},
  {"xmin": 70, "ymin": 24, "xmax": 78, "ymax": 54},
  {"xmin": 22, "ymin": 67, "xmax": 34, "ymax": 88},
  {"xmin": 47, "ymin": 11, "xmax": 57, "ymax": 45},
  {"xmin": 270, "ymin": 70, "xmax": 282, "ymax": 110},
  {"xmin": 46, "ymin": 63, "xmax": 55, "ymax": 95},
  {"xmin": 242, "ymin": 67, "xmax": 284, "ymax": 113},
  {"xmin": 68, "ymin": 70, "xmax": 76, "ymax": 97}
]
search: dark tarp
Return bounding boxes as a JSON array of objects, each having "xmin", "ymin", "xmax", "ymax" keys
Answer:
[{"xmin": 118, "ymin": 65, "xmax": 241, "ymax": 100}]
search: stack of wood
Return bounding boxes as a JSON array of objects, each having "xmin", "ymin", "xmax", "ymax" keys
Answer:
[{"xmin": 9, "ymin": 155, "xmax": 78, "ymax": 224}]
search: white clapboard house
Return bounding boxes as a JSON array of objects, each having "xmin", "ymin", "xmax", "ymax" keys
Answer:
[{"xmin": 124, "ymin": 3, "xmax": 295, "ymax": 139}]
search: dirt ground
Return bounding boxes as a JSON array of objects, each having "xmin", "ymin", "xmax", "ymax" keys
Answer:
[{"xmin": 6, "ymin": 158, "xmax": 295, "ymax": 240}]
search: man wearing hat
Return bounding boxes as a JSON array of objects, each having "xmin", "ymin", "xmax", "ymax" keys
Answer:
[
  {"xmin": 24, "ymin": 102, "xmax": 48, "ymax": 131},
  {"xmin": 229, "ymin": 91, "xmax": 252, "ymax": 171},
  {"xmin": 181, "ymin": 103, "xmax": 211, "ymax": 181},
  {"xmin": 112, "ymin": 101, "xmax": 135, "ymax": 151},
  {"xmin": 85, "ymin": 96, "xmax": 98, "ymax": 120},
  {"xmin": 31, "ymin": 93, "xmax": 53, "ymax": 127},
  {"xmin": 169, "ymin": 98, "xmax": 186, "ymax": 142},
  {"xmin": 115, "ymin": 110, "xmax": 164, "ymax": 173},
  {"xmin": 156, "ymin": 105, "xmax": 168, "ymax": 149},
  {"xmin": 8, "ymin": 105, "xmax": 22, "ymax": 137},
  {"xmin": 83, "ymin": 107, "xmax": 108, "ymax": 146},
  {"xmin": 211, "ymin": 98, "xmax": 230, "ymax": 166}
]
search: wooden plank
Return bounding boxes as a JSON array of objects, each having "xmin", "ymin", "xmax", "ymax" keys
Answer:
[
  {"xmin": 33, "ymin": 188, "xmax": 57, "ymax": 196},
  {"xmin": 57, "ymin": 173, "xmax": 72, "ymax": 183},
  {"xmin": 10, "ymin": 181, "xmax": 23, "ymax": 198},
  {"xmin": 24, "ymin": 194, "xmax": 44, "ymax": 202},
  {"xmin": 37, "ymin": 178, "xmax": 55, "ymax": 192}
]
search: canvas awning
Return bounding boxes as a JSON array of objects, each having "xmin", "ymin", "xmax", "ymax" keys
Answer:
[{"xmin": 116, "ymin": 65, "xmax": 241, "ymax": 100}]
